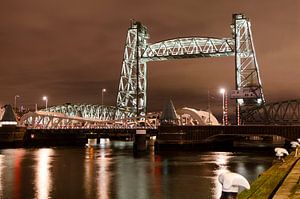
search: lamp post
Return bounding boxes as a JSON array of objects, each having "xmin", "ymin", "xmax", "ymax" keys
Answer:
[
  {"xmin": 101, "ymin": 88, "xmax": 106, "ymax": 106},
  {"xmin": 14, "ymin": 95, "xmax": 20, "ymax": 113},
  {"xmin": 220, "ymin": 88, "xmax": 225, "ymax": 125},
  {"xmin": 42, "ymin": 96, "xmax": 48, "ymax": 110}
]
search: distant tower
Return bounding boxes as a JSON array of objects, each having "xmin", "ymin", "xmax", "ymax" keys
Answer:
[
  {"xmin": 160, "ymin": 99, "xmax": 179, "ymax": 125},
  {"xmin": 0, "ymin": 105, "xmax": 18, "ymax": 127}
]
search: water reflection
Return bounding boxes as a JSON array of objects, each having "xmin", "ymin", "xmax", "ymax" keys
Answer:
[
  {"xmin": 0, "ymin": 144, "xmax": 273, "ymax": 199},
  {"xmin": 0, "ymin": 154, "xmax": 3, "ymax": 198},
  {"xmin": 96, "ymin": 149, "xmax": 111, "ymax": 199},
  {"xmin": 212, "ymin": 152, "xmax": 233, "ymax": 199},
  {"xmin": 35, "ymin": 148, "xmax": 54, "ymax": 199},
  {"xmin": 116, "ymin": 156, "xmax": 149, "ymax": 199},
  {"xmin": 14, "ymin": 149, "xmax": 26, "ymax": 199},
  {"xmin": 149, "ymin": 147, "xmax": 162, "ymax": 199},
  {"xmin": 85, "ymin": 139, "xmax": 112, "ymax": 199}
]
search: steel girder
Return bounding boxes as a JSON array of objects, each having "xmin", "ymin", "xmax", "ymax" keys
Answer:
[
  {"xmin": 241, "ymin": 99, "xmax": 300, "ymax": 125},
  {"xmin": 142, "ymin": 37, "xmax": 234, "ymax": 61}
]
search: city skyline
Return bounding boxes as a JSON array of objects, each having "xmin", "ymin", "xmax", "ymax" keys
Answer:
[{"xmin": 1, "ymin": 1, "xmax": 300, "ymax": 115}]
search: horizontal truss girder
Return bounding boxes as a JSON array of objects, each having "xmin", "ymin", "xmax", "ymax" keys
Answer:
[{"xmin": 142, "ymin": 37, "xmax": 235, "ymax": 61}]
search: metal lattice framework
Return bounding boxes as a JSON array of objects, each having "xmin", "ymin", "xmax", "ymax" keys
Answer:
[
  {"xmin": 242, "ymin": 99, "xmax": 300, "ymax": 125},
  {"xmin": 116, "ymin": 14, "xmax": 264, "ymax": 119},
  {"xmin": 116, "ymin": 22, "xmax": 149, "ymax": 118},
  {"xmin": 19, "ymin": 107, "xmax": 218, "ymax": 128},
  {"xmin": 142, "ymin": 37, "xmax": 234, "ymax": 61},
  {"xmin": 45, "ymin": 104, "xmax": 117, "ymax": 120},
  {"xmin": 232, "ymin": 14, "xmax": 265, "ymax": 106},
  {"xmin": 20, "ymin": 111, "xmax": 158, "ymax": 129}
]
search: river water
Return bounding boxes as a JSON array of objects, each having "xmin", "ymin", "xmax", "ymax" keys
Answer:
[{"xmin": 0, "ymin": 140, "xmax": 274, "ymax": 199}]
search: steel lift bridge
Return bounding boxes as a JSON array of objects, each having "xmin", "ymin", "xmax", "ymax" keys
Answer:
[{"xmin": 21, "ymin": 14, "xmax": 300, "ymax": 128}]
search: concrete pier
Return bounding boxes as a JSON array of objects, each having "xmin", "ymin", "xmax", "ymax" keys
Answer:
[{"xmin": 133, "ymin": 129, "xmax": 147, "ymax": 152}]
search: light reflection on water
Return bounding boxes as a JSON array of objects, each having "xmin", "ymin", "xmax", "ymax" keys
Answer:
[
  {"xmin": 0, "ymin": 154, "xmax": 4, "ymax": 198},
  {"xmin": 35, "ymin": 148, "xmax": 53, "ymax": 199},
  {"xmin": 0, "ymin": 144, "xmax": 273, "ymax": 199},
  {"xmin": 212, "ymin": 152, "xmax": 233, "ymax": 199}
]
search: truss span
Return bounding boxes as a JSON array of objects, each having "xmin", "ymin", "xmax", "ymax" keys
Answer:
[
  {"xmin": 44, "ymin": 103, "xmax": 117, "ymax": 120},
  {"xmin": 242, "ymin": 99, "xmax": 300, "ymax": 125},
  {"xmin": 20, "ymin": 111, "xmax": 158, "ymax": 129},
  {"xmin": 142, "ymin": 37, "xmax": 234, "ymax": 61}
]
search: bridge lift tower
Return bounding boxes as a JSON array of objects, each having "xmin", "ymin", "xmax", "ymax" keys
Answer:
[{"xmin": 116, "ymin": 14, "xmax": 265, "ymax": 124}]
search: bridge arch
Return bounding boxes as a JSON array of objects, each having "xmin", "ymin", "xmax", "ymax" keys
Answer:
[{"xmin": 242, "ymin": 99, "xmax": 300, "ymax": 125}]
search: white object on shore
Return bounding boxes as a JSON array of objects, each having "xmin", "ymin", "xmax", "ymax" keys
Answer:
[
  {"xmin": 218, "ymin": 172, "xmax": 250, "ymax": 193},
  {"xmin": 275, "ymin": 147, "xmax": 289, "ymax": 156},
  {"xmin": 291, "ymin": 141, "xmax": 300, "ymax": 148},
  {"xmin": 275, "ymin": 147, "xmax": 289, "ymax": 162}
]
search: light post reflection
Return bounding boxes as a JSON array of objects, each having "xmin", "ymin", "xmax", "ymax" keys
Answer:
[
  {"xmin": 35, "ymin": 149, "xmax": 53, "ymax": 199},
  {"xmin": 97, "ymin": 149, "xmax": 111, "ymax": 199},
  {"xmin": 85, "ymin": 146, "xmax": 112, "ymax": 199}
]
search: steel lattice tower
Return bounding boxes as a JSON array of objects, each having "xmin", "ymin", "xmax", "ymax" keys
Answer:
[
  {"xmin": 116, "ymin": 21, "xmax": 149, "ymax": 119},
  {"xmin": 232, "ymin": 14, "xmax": 265, "ymax": 106}
]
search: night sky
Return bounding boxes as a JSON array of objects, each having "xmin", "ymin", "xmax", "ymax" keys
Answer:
[{"xmin": 1, "ymin": 1, "xmax": 300, "ymax": 116}]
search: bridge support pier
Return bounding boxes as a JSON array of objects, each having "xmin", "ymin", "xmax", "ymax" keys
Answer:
[
  {"xmin": 133, "ymin": 130, "xmax": 147, "ymax": 153},
  {"xmin": 86, "ymin": 132, "xmax": 98, "ymax": 147}
]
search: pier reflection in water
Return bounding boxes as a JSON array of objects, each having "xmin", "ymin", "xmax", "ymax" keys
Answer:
[{"xmin": 0, "ymin": 142, "xmax": 273, "ymax": 199}]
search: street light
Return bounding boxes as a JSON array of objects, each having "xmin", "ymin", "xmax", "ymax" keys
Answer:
[
  {"xmin": 14, "ymin": 95, "xmax": 20, "ymax": 112},
  {"xmin": 42, "ymin": 96, "xmax": 48, "ymax": 110},
  {"xmin": 101, "ymin": 88, "xmax": 106, "ymax": 106},
  {"xmin": 220, "ymin": 88, "xmax": 225, "ymax": 125}
]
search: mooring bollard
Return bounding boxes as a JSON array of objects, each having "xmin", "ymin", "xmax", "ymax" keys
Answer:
[{"xmin": 218, "ymin": 172, "xmax": 250, "ymax": 199}]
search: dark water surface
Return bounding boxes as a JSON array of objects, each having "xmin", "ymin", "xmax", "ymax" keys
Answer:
[{"xmin": 0, "ymin": 140, "xmax": 274, "ymax": 199}]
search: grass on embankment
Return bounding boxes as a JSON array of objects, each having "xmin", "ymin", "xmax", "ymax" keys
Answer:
[{"xmin": 239, "ymin": 152, "xmax": 299, "ymax": 199}]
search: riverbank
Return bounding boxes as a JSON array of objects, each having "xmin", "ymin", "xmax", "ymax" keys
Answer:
[{"xmin": 239, "ymin": 150, "xmax": 300, "ymax": 199}]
